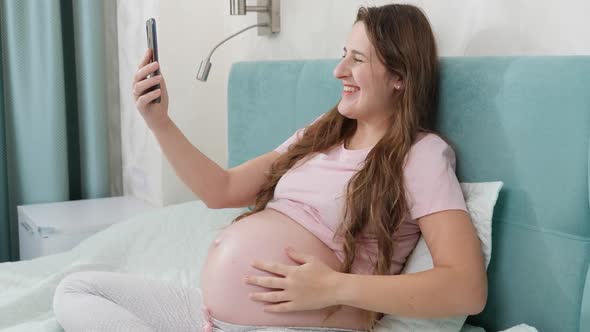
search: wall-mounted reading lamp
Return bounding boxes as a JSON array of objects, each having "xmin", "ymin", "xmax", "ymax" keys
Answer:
[{"xmin": 196, "ymin": 0, "xmax": 280, "ymax": 81}]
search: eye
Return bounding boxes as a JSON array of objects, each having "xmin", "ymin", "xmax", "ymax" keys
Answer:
[{"xmin": 340, "ymin": 54, "xmax": 363, "ymax": 63}]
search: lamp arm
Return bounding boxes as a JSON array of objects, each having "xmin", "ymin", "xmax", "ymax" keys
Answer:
[
  {"xmin": 205, "ymin": 22, "xmax": 268, "ymax": 60},
  {"xmin": 197, "ymin": 22, "xmax": 269, "ymax": 81}
]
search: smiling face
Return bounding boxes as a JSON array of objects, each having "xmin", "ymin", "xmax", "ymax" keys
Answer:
[{"xmin": 333, "ymin": 22, "xmax": 402, "ymax": 123}]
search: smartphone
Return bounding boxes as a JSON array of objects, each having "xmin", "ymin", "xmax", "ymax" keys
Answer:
[{"xmin": 145, "ymin": 17, "xmax": 161, "ymax": 103}]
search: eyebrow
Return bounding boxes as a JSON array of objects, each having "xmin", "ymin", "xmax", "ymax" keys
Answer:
[{"xmin": 343, "ymin": 47, "xmax": 368, "ymax": 58}]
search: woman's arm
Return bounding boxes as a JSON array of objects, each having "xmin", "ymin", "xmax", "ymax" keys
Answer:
[
  {"xmin": 151, "ymin": 120, "xmax": 280, "ymax": 209},
  {"xmin": 333, "ymin": 209, "xmax": 487, "ymax": 318}
]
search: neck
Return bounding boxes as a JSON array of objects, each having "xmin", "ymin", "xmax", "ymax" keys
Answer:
[{"xmin": 349, "ymin": 116, "xmax": 389, "ymax": 148}]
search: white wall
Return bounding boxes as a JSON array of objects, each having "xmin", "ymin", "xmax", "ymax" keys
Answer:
[
  {"xmin": 117, "ymin": 0, "xmax": 162, "ymax": 207},
  {"xmin": 117, "ymin": 0, "xmax": 590, "ymax": 207}
]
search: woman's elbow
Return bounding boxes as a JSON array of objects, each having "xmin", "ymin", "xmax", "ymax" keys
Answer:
[
  {"xmin": 466, "ymin": 273, "xmax": 488, "ymax": 315},
  {"xmin": 468, "ymin": 293, "xmax": 487, "ymax": 315}
]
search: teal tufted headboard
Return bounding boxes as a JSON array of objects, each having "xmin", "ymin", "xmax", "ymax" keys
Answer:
[{"xmin": 227, "ymin": 57, "xmax": 590, "ymax": 332}]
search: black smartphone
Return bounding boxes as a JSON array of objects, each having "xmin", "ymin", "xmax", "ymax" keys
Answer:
[{"xmin": 145, "ymin": 17, "xmax": 161, "ymax": 103}]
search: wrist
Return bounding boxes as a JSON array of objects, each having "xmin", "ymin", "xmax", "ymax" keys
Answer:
[
  {"xmin": 331, "ymin": 271, "xmax": 353, "ymax": 306},
  {"xmin": 149, "ymin": 116, "xmax": 173, "ymax": 133}
]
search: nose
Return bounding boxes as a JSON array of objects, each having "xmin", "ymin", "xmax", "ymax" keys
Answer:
[{"xmin": 333, "ymin": 57, "xmax": 350, "ymax": 79}]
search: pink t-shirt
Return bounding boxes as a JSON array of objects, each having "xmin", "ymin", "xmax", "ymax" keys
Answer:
[{"xmin": 265, "ymin": 115, "xmax": 468, "ymax": 275}]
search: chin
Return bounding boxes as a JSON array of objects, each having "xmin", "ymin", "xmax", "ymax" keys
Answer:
[{"xmin": 337, "ymin": 103, "xmax": 357, "ymax": 119}]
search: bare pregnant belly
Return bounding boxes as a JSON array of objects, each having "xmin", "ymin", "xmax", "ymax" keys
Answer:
[{"xmin": 200, "ymin": 208, "xmax": 368, "ymax": 330}]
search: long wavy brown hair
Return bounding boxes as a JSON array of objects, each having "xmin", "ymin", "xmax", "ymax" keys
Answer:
[{"xmin": 229, "ymin": 4, "xmax": 450, "ymax": 331}]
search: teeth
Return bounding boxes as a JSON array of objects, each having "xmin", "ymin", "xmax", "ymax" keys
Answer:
[{"xmin": 343, "ymin": 86, "xmax": 359, "ymax": 92}]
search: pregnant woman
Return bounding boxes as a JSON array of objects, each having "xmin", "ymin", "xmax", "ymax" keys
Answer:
[{"xmin": 53, "ymin": 3, "xmax": 487, "ymax": 332}]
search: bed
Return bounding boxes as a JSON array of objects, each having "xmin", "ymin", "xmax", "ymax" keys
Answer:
[{"xmin": 0, "ymin": 56, "xmax": 589, "ymax": 332}]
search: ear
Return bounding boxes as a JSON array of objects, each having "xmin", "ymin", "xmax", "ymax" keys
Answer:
[
  {"xmin": 393, "ymin": 78, "xmax": 404, "ymax": 91},
  {"xmin": 388, "ymin": 75, "xmax": 404, "ymax": 92}
]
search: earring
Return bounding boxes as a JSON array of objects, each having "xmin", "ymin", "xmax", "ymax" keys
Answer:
[{"xmin": 394, "ymin": 84, "xmax": 402, "ymax": 90}]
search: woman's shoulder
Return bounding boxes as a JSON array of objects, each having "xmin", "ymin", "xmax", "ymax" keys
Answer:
[
  {"xmin": 411, "ymin": 132, "xmax": 452, "ymax": 152},
  {"xmin": 406, "ymin": 132, "xmax": 456, "ymax": 167}
]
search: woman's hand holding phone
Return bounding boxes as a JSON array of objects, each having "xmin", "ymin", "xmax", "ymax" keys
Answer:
[{"xmin": 133, "ymin": 48, "xmax": 171, "ymax": 132}]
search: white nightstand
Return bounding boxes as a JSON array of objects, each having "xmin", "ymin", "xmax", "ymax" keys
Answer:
[{"xmin": 17, "ymin": 196, "xmax": 157, "ymax": 261}]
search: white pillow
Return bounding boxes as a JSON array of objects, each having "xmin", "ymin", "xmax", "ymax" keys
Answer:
[{"xmin": 373, "ymin": 181, "xmax": 504, "ymax": 332}]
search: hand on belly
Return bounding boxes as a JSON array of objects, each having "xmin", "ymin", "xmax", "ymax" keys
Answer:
[
  {"xmin": 245, "ymin": 246, "xmax": 341, "ymax": 313},
  {"xmin": 199, "ymin": 209, "xmax": 368, "ymax": 330}
]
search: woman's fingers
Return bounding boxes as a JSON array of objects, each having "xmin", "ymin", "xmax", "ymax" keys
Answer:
[
  {"xmin": 135, "ymin": 88, "xmax": 162, "ymax": 110},
  {"xmin": 137, "ymin": 48, "xmax": 152, "ymax": 69},
  {"xmin": 133, "ymin": 61, "xmax": 160, "ymax": 85},
  {"xmin": 133, "ymin": 74, "xmax": 162, "ymax": 100},
  {"xmin": 132, "ymin": 49, "xmax": 167, "ymax": 111}
]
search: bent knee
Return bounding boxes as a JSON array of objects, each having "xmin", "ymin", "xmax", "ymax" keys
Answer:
[
  {"xmin": 53, "ymin": 271, "xmax": 102, "ymax": 314},
  {"xmin": 55, "ymin": 271, "xmax": 100, "ymax": 294}
]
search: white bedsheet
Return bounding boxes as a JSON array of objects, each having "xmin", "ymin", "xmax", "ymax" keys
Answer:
[
  {"xmin": 0, "ymin": 200, "xmax": 243, "ymax": 332},
  {"xmin": 0, "ymin": 200, "xmax": 536, "ymax": 332}
]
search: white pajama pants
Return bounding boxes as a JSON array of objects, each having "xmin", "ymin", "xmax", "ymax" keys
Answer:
[{"xmin": 52, "ymin": 271, "xmax": 365, "ymax": 332}]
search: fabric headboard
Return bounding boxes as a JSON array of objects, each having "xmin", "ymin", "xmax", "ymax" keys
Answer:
[{"xmin": 227, "ymin": 57, "xmax": 590, "ymax": 331}]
